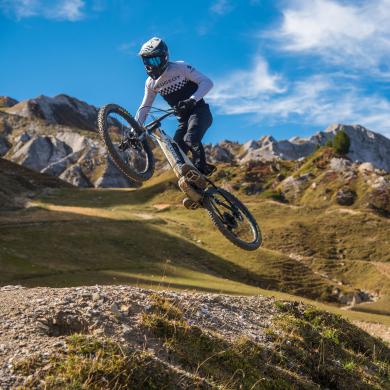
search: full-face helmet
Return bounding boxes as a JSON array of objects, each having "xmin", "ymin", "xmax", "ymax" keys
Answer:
[{"xmin": 139, "ymin": 37, "xmax": 169, "ymax": 80}]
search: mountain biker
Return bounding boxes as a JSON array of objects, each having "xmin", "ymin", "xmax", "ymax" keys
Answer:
[{"xmin": 135, "ymin": 37, "xmax": 216, "ymax": 177}]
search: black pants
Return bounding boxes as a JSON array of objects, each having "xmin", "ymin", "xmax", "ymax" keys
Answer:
[{"xmin": 173, "ymin": 103, "xmax": 213, "ymax": 172}]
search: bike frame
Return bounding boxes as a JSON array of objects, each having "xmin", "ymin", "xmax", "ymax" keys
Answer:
[
  {"xmin": 101, "ymin": 104, "xmax": 260, "ymax": 250},
  {"xmin": 142, "ymin": 110, "xmax": 196, "ymax": 179}
]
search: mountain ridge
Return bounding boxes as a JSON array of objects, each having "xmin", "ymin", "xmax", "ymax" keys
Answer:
[{"xmin": 1, "ymin": 94, "xmax": 389, "ymax": 192}]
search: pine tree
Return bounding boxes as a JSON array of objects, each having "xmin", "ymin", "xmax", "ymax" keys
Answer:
[{"xmin": 333, "ymin": 128, "xmax": 350, "ymax": 155}]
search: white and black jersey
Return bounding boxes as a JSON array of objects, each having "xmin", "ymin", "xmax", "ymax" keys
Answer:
[{"xmin": 135, "ymin": 61, "xmax": 213, "ymax": 125}]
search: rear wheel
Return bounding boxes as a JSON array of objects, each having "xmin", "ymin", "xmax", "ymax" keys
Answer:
[
  {"xmin": 98, "ymin": 104, "xmax": 155, "ymax": 182},
  {"xmin": 203, "ymin": 188, "xmax": 261, "ymax": 251}
]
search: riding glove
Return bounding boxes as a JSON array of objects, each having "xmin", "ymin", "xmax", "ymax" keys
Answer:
[{"xmin": 175, "ymin": 98, "xmax": 197, "ymax": 116}]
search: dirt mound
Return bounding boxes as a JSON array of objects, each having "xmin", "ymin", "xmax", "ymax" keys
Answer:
[{"xmin": 0, "ymin": 286, "xmax": 388, "ymax": 389}]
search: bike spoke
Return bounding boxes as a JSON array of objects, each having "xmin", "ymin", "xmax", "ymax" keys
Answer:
[
  {"xmin": 213, "ymin": 197, "xmax": 235, "ymax": 212},
  {"xmin": 210, "ymin": 199, "xmax": 225, "ymax": 221}
]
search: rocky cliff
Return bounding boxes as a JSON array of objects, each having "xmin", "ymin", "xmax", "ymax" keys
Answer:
[
  {"xmin": 0, "ymin": 108, "xmax": 134, "ymax": 188},
  {"xmin": 0, "ymin": 96, "xmax": 18, "ymax": 108}
]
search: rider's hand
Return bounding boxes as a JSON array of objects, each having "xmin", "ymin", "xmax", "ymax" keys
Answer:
[{"xmin": 174, "ymin": 98, "xmax": 197, "ymax": 115}]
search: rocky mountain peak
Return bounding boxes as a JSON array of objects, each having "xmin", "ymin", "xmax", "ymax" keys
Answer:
[
  {"xmin": 209, "ymin": 123, "xmax": 390, "ymax": 171},
  {"xmin": 242, "ymin": 139, "xmax": 259, "ymax": 151},
  {"xmin": 7, "ymin": 94, "xmax": 98, "ymax": 131},
  {"xmin": 2, "ymin": 93, "xmax": 390, "ymax": 189},
  {"xmin": 323, "ymin": 124, "xmax": 390, "ymax": 171},
  {"xmin": 259, "ymin": 135, "xmax": 277, "ymax": 144},
  {"xmin": 0, "ymin": 96, "xmax": 19, "ymax": 108}
]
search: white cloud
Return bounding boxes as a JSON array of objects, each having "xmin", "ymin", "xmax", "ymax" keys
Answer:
[
  {"xmin": 270, "ymin": 0, "xmax": 390, "ymax": 75},
  {"xmin": 207, "ymin": 0, "xmax": 390, "ymax": 138},
  {"xmin": 210, "ymin": 0, "xmax": 234, "ymax": 15},
  {"xmin": 51, "ymin": 0, "xmax": 85, "ymax": 21},
  {"xmin": 209, "ymin": 67, "xmax": 390, "ymax": 138},
  {"xmin": 209, "ymin": 56, "xmax": 286, "ymax": 102},
  {"xmin": 0, "ymin": 0, "xmax": 38, "ymax": 18},
  {"xmin": 0, "ymin": 0, "xmax": 86, "ymax": 21}
]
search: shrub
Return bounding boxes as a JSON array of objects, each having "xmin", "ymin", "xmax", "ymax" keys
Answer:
[
  {"xmin": 325, "ymin": 139, "xmax": 333, "ymax": 147},
  {"xmin": 333, "ymin": 129, "xmax": 351, "ymax": 155}
]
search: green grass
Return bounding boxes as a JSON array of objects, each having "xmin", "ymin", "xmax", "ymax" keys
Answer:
[
  {"xmin": 270, "ymin": 302, "xmax": 390, "ymax": 389},
  {"xmin": 16, "ymin": 334, "xmax": 210, "ymax": 389},
  {"xmin": 140, "ymin": 296, "xmax": 390, "ymax": 389},
  {"xmin": 351, "ymin": 295, "xmax": 390, "ymax": 317}
]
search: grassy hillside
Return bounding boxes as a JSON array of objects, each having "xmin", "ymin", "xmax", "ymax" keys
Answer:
[
  {"xmin": 0, "ymin": 157, "xmax": 71, "ymax": 209},
  {"xmin": 1, "ymin": 167, "xmax": 389, "ymax": 327}
]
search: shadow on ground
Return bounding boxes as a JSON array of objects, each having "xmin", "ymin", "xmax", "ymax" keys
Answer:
[
  {"xmin": 37, "ymin": 175, "xmax": 178, "ymax": 208},
  {"xmin": 0, "ymin": 206, "xmax": 278, "ymax": 292}
]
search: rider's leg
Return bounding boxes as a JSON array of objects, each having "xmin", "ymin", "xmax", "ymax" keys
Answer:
[
  {"xmin": 173, "ymin": 121, "xmax": 190, "ymax": 154},
  {"xmin": 184, "ymin": 104, "xmax": 213, "ymax": 173}
]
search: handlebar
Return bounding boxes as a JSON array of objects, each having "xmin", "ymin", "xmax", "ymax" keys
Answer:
[{"xmin": 144, "ymin": 109, "xmax": 176, "ymax": 131}]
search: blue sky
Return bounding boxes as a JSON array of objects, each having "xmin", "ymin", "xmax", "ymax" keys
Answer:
[{"xmin": 1, "ymin": 0, "xmax": 390, "ymax": 143}]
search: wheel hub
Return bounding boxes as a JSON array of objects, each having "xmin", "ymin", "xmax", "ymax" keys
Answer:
[
  {"xmin": 223, "ymin": 212, "xmax": 238, "ymax": 229},
  {"xmin": 119, "ymin": 134, "xmax": 142, "ymax": 152}
]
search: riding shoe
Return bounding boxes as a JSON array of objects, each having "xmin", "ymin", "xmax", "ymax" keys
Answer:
[{"xmin": 180, "ymin": 164, "xmax": 207, "ymax": 189}]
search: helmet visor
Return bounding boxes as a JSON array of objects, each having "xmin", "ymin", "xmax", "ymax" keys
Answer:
[{"xmin": 142, "ymin": 56, "xmax": 162, "ymax": 67}]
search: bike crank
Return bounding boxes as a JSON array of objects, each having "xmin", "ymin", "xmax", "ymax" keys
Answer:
[{"xmin": 178, "ymin": 176, "xmax": 203, "ymax": 202}]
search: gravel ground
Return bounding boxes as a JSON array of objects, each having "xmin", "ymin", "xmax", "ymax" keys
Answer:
[{"xmin": 0, "ymin": 285, "xmax": 277, "ymax": 389}]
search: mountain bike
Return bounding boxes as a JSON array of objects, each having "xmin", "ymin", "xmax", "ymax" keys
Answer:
[{"xmin": 97, "ymin": 104, "xmax": 261, "ymax": 251}]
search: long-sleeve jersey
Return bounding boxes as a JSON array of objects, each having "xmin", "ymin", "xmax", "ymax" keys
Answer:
[{"xmin": 135, "ymin": 61, "xmax": 213, "ymax": 125}]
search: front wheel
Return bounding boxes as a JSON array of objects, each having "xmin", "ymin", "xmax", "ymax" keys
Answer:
[
  {"xmin": 202, "ymin": 188, "xmax": 261, "ymax": 251},
  {"xmin": 98, "ymin": 104, "xmax": 155, "ymax": 183}
]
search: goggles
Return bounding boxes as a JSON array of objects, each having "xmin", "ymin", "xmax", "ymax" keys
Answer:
[{"xmin": 143, "ymin": 56, "xmax": 162, "ymax": 67}]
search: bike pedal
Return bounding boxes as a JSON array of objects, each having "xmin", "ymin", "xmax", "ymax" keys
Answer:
[{"xmin": 182, "ymin": 197, "xmax": 200, "ymax": 210}]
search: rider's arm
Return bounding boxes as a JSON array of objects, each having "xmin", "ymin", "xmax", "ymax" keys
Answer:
[
  {"xmin": 184, "ymin": 64, "xmax": 213, "ymax": 102},
  {"xmin": 135, "ymin": 79, "xmax": 157, "ymax": 125}
]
